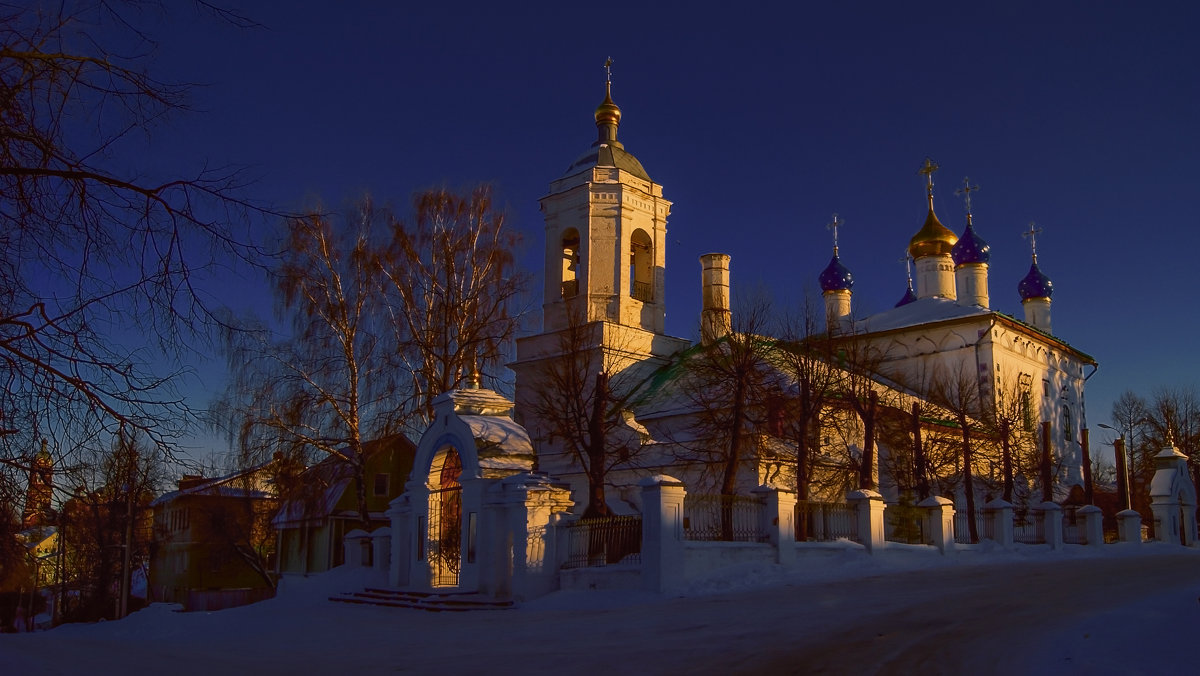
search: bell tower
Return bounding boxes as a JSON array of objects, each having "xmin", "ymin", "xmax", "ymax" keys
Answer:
[{"xmin": 539, "ymin": 59, "xmax": 672, "ymax": 335}]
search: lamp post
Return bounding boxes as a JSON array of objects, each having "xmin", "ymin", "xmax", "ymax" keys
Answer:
[{"xmin": 1098, "ymin": 423, "xmax": 1130, "ymax": 511}]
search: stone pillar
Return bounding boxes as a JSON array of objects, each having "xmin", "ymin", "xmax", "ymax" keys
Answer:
[
  {"xmin": 753, "ymin": 485, "xmax": 796, "ymax": 565},
  {"xmin": 344, "ymin": 529, "xmax": 370, "ymax": 567},
  {"xmin": 848, "ymin": 489, "xmax": 885, "ymax": 553},
  {"xmin": 387, "ymin": 494, "xmax": 412, "ymax": 588},
  {"xmin": 371, "ymin": 527, "xmax": 392, "ymax": 573},
  {"xmin": 641, "ymin": 475, "xmax": 686, "ymax": 592},
  {"xmin": 1036, "ymin": 501, "xmax": 1064, "ymax": 550},
  {"xmin": 918, "ymin": 496, "xmax": 955, "ymax": 554},
  {"xmin": 1150, "ymin": 443, "xmax": 1199, "ymax": 546},
  {"xmin": 983, "ymin": 499, "xmax": 1014, "ymax": 547},
  {"xmin": 405, "ymin": 480, "xmax": 432, "ymax": 589},
  {"xmin": 1117, "ymin": 509, "xmax": 1143, "ymax": 545},
  {"xmin": 1077, "ymin": 505, "xmax": 1103, "ymax": 547},
  {"xmin": 498, "ymin": 472, "xmax": 575, "ymax": 601}
]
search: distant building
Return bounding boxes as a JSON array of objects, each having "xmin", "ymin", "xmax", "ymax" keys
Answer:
[
  {"xmin": 21, "ymin": 439, "xmax": 53, "ymax": 529},
  {"xmin": 149, "ymin": 466, "xmax": 278, "ymax": 611},
  {"xmin": 273, "ymin": 435, "xmax": 416, "ymax": 576}
]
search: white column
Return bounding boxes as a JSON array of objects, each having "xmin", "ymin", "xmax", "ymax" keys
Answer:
[
  {"xmin": 918, "ymin": 496, "xmax": 955, "ymax": 554},
  {"xmin": 1116, "ymin": 509, "xmax": 1143, "ymax": 545},
  {"xmin": 983, "ymin": 499, "xmax": 1014, "ymax": 548},
  {"xmin": 640, "ymin": 475, "xmax": 686, "ymax": 592},
  {"xmin": 1077, "ymin": 505, "xmax": 1104, "ymax": 547},
  {"xmin": 1036, "ymin": 501, "xmax": 1064, "ymax": 550},
  {"xmin": 848, "ymin": 489, "xmax": 885, "ymax": 553},
  {"xmin": 753, "ymin": 485, "xmax": 796, "ymax": 565}
]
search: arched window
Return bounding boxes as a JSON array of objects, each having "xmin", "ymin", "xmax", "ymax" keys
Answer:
[
  {"xmin": 630, "ymin": 228, "xmax": 652, "ymax": 301},
  {"xmin": 1062, "ymin": 406, "xmax": 1073, "ymax": 444},
  {"xmin": 561, "ymin": 229, "xmax": 580, "ymax": 298}
]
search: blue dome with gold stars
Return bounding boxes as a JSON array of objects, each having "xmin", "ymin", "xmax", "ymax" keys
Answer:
[
  {"xmin": 951, "ymin": 222, "xmax": 990, "ymax": 266},
  {"xmin": 819, "ymin": 254, "xmax": 853, "ymax": 292},
  {"xmin": 894, "ymin": 281, "xmax": 917, "ymax": 307},
  {"xmin": 1018, "ymin": 261, "xmax": 1053, "ymax": 300}
]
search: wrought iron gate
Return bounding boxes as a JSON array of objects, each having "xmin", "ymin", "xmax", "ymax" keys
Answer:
[{"xmin": 428, "ymin": 485, "xmax": 462, "ymax": 586}]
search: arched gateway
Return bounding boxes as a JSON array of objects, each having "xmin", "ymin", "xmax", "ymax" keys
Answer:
[{"xmin": 388, "ymin": 385, "xmax": 574, "ymax": 599}]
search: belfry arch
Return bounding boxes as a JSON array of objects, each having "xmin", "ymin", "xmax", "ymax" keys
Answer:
[
  {"xmin": 561, "ymin": 228, "xmax": 580, "ymax": 298},
  {"xmin": 630, "ymin": 228, "xmax": 653, "ymax": 301}
]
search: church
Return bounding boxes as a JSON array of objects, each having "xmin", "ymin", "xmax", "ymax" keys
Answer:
[{"xmin": 376, "ymin": 69, "xmax": 1105, "ymax": 601}]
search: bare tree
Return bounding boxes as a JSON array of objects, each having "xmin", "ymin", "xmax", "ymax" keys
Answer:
[
  {"xmin": 776, "ymin": 300, "xmax": 843, "ymax": 505},
  {"xmin": 833, "ymin": 336, "xmax": 887, "ymax": 491},
  {"xmin": 674, "ymin": 295, "xmax": 778, "ymax": 535},
  {"xmin": 0, "ymin": 3, "xmax": 272, "ymax": 466},
  {"xmin": 526, "ymin": 310, "xmax": 646, "ymax": 518},
  {"xmin": 220, "ymin": 203, "xmax": 389, "ymax": 527},
  {"xmin": 928, "ymin": 363, "xmax": 985, "ymax": 542},
  {"xmin": 379, "ymin": 187, "xmax": 527, "ymax": 431}
]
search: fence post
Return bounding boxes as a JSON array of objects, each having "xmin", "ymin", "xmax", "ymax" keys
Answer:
[
  {"xmin": 371, "ymin": 527, "xmax": 392, "ymax": 573},
  {"xmin": 753, "ymin": 485, "xmax": 796, "ymax": 564},
  {"xmin": 917, "ymin": 496, "xmax": 955, "ymax": 554},
  {"xmin": 1077, "ymin": 505, "xmax": 1104, "ymax": 546},
  {"xmin": 1036, "ymin": 501, "xmax": 1064, "ymax": 550},
  {"xmin": 1117, "ymin": 509, "xmax": 1143, "ymax": 545},
  {"xmin": 847, "ymin": 489, "xmax": 885, "ymax": 553},
  {"xmin": 983, "ymin": 499, "xmax": 1014, "ymax": 548},
  {"xmin": 641, "ymin": 475, "xmax": 686, "ymax": 592}
]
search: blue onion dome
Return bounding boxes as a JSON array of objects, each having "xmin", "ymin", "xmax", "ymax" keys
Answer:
[
  {"xmin": 819, "ymin": 254, "xmax": 854, "ymax": 292},
  {"xmin": 895, "ymin": 281, "xmax": 917, "ymax": 307},
  {"xmin": 951, "ymin": 221, "xmax": 991, "ymax": 266},
  {"xmin": 1018, "ymin": 261, "xmax": 1053, "ymax": 300}
]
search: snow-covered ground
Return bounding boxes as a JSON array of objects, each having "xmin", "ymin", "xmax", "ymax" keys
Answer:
[{"xmin": 2, "ymin": 542, "xmax": 1198, "ymax": 675}]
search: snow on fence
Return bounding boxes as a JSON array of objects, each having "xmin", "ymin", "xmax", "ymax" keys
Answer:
[
  {"xmin": 953, "ymin": 508, "xmax": 992, "ymax": 544},
  {"xmin": 795, "ymin": 501, "xmax": 859, "ymax": 543},
  {"xmin": 562, "ymin": 515, "xmax": 642, "ymax": 569},
  {"xmin": 684, "ymin": 494, "xmax": 768, "ymax": 542}
]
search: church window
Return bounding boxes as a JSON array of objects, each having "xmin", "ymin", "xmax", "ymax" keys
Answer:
[
  {"xmin": 561, "ymin": 229, "xmax": 580, "ymax": 298},
  {"xmin": 1021, "ymin": 390, "xmax": 1033, "ymax": 432},
  {"xmin": 1042, "ymin": 380, "xmax": 1050, "ymax": 397},
  {"xmin": 373, "ymin": 473, "xmax": 389, "ymax": 497},
  {"xmin": 1063, "ymin": 406, "xmax": 1073, "ymax": 444},
  {"xmin": 630, "ymin": 228, "xmax": 653, "ymax": 301}
]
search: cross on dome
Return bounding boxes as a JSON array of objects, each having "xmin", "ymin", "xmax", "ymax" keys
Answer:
[
  {"xmin": 604, "ymin": 56, "xmax": 613, "ymax": 83},
  {"xmin": 1023, "ymin": 222, "xmax": 1042, "ymax": 262},
  {"xmin": 955, "ymin": 177, "xmax": 980, "ymax": 224},
  {"xmin": 918, "ymin": 157, "xmax": 939, "ymax": 198},
  {"xmin": 827, "ymin": 213, "xmax": 843, "ymax": 254}
]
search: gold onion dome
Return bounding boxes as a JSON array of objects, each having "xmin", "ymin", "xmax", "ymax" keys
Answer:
[
  {"xmin": 595, "ymin": 81, "xmax": 621, "ymax": 128},
  {"xmin": 908, "ymin": 207, "xmax": 958, "ymax": 258}
]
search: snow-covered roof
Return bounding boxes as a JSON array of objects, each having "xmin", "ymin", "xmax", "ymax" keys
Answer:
[
  {"xmin": 853, "ymin": 296, "xmax": 990, "ymax": 334},
  {"xmin": 460, "ymin": 414, "xmax": 536, "ymax": 474}
]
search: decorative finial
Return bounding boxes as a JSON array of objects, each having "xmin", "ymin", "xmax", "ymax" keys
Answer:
[
  {"xmin": 1023, "ymin": 222, "xmax": 1042, "ymax": 262},
  {"xmin": 955, "ymin": 177, "xmax": 980, "ymax": 225},
  {"xmin": 827, "ymin": 213, "xmax": 843, "ymax": 255},
  {"xmin": 604, "ymin": 56, "xmax": 613, "ymax": 84},
  {"xmin": 900, "ymin": 251, "xmax": 913, "ymax": 284}
]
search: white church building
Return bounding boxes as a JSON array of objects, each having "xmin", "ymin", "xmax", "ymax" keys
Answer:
[{"xmin": 357, "ymin": 72, "xmax": 1195, "ymax": 605}]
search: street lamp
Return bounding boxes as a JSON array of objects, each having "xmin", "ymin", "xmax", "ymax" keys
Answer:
[{"xmin": 1097, "ymin": 423, "xmax": 1131, "ymax": 511}]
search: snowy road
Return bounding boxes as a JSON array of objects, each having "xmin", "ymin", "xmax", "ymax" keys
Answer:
[{"xmin": 2, "ymin": 548, "xmax": 1198, "ymax": 675}]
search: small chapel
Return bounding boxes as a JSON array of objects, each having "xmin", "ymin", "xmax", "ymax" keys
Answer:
[{"xmin": 371, "ymin": 67, "xmax": 1131, "ymax": 604}]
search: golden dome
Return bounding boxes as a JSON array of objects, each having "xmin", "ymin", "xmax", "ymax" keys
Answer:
[
  {"xmin": 595, "ymin": 81, "xmax": 621, "ymax": 128},
  {"xmin": 908, "ymin": 205, "xmax": 958, "ymax": 259}
]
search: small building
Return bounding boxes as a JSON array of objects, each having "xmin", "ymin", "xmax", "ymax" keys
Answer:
[
  {"xmin": 273, "ymin": 435, "xmax": 416, "ymax": 576},
  {"xmin": 149, "ymin": 466, "xmax": 278, "ymax": 611}
]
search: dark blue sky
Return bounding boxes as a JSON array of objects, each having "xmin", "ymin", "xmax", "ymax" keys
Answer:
[{"xmin": 138, "ymin": 1, "xmax": 1198, "ymax": 455}]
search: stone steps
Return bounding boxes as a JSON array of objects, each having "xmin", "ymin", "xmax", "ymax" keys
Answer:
[{"xmin": 330, "ymin": 587, "xmax": 514, "ymax": 612}]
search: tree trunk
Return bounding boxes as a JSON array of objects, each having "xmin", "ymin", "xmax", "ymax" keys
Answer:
[
  {"xmin": 584, "ymin": 372, "xmax": 611, "ymax": 519},
  {"xmin": 351, "ymin": 443, "xmax": 371, "ymax": 529},
  {"xmin": 959, "ymin": 412, "xmax": 978, "ymax": 543},
  {"xmin": 720, "ymin": 380, "xmax": 746, "ymax": 540},
  {"xmin": 1040, "ymin": 421, "xmax": 1053, "ymax": 503},
  {"xmin": 912, "ymin": 402, "xmax": 929, "ymax": 501},
  {"xmin": 859, "ymin": 390, "xmax": 878, "ymax": 491},
  {"xmin": 1000, "ymin": 419, "xmax": 1014, "ymax": 502}
]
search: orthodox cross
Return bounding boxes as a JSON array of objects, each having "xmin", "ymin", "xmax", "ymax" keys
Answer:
[
  {"xmin": 918, "ymin": 157, "xmax": 939, "ymax": 196},
  {"xmin": 1023, "ymin": 222, "xmax": 1042, "ymax": 261},
  {"xmin": 604, "ymin": 56, "xmax": 613, "ymax": 83},
  {"xmin": 955, "ymin": 177, "xmax": 980, "ymax": 223},
  {"xmin": 827, "ymin": 213, "xmax": 843, "ymax": 254},
  {"xmin": 899, "ymin": 252, "xmax": 913, "ymax": 285}
]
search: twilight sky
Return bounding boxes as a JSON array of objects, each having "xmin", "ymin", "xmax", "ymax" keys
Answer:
[{"xmin": 131, "ymin": 1, "xmax": 1198, "ymax": 457}]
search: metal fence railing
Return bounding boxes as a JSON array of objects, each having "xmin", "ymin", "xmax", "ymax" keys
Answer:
[
  {"xmin": 795, "ymin": 501, "xmax": 859, "ymax": 543},
  {"xmin": 885, "ymin": 504, "xmax": 925, "ymax": 544},
  {"xmin": 562, "ymin": 515, "xmax": 642, "ymax": 569},
  {"xmin": 1062, "ymin": 507, "xmax": 1087, "ymax": 545},
  {"xmin": 953, "ymin": 508, "xmax": 991, "ymax": 544},
  {"xmin": 1013, "ymin": 511, "xmax": 1045, "ymax": 544},
  {"xmin": 684, "ymin": 494, "xmax": 767, "ymax": 542}
]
